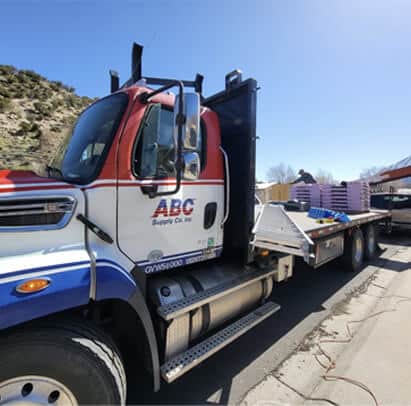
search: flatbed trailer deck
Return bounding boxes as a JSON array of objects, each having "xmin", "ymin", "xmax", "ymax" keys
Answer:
[
  {"xmin": 253, "ymin": 205, "xmax": 391, "ymax": 270},
  {"xmin": 287, "ymin": 210, "xmax": 389, "ymax": 239}
]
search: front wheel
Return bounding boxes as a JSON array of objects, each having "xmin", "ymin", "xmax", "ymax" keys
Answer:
[
  {"xmin": 343, "ymin": 228, "xmax": 364, "ymax": 272},
  {"xmin": 0, "ymin": 321, "xmax": 126, "ymax": 405}
]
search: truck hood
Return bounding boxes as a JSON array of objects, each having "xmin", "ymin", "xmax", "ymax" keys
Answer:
[{"xmin": 0, "ymin": 170, "xmax": 74, "ymax": 194}]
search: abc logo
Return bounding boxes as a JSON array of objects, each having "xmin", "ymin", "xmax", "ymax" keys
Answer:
[{"xmin": 152, "ymin": 198, "xmax": 194, "ymax": 218}]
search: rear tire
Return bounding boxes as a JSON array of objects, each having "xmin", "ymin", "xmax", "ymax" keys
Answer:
[
  {"xmin": 0, "ymin": 320, "xmax": 126, "ymax": 405},
  {"xmin": 343, "ymin": 228, "xmax": 364, "ymax": 272},
  {"xmin": 364, "ymin": 223, "xmax": 378, "ymax": 260}
]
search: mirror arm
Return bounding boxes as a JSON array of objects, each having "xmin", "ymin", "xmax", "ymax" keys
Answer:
[
  {"xmin": 139, "ymin": 80, "xmax": 184, "ymax": 105},
  {"xmin": 143, "ymin": 75, "xmax": 203, "ymax": 96},
  {"xmin": 140, "ymin": 80, "xmax": 185, "ymax": 198},
  {"xmin": 141, "ymin": 184, "xmax": 158, "ymax": 198}
]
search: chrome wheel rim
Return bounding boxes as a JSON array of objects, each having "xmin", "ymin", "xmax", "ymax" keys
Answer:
[
  {"xmin": 355, "ymin": 237, "xmax": 363, "ymax": 263},
  {"xmin": 0, "ymin": 375, "xmax": 78, "ymax": 405}
]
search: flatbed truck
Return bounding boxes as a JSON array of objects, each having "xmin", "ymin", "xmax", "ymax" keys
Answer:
[{"xmin": 0, "ymin": 43, "xmax": 390, "ymax": 404}]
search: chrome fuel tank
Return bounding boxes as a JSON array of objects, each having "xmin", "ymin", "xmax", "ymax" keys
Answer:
[{"xmin": 149, "ymin": 264, "xmax": 273, "ymax": 360}]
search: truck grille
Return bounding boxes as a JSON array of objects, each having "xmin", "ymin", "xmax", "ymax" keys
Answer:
[{"xmin": 0, "ymin": 197, "xmax": 76, "ymax": 231}]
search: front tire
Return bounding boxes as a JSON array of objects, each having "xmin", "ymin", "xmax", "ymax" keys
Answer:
[
  {"xmin": 343, "ymin": 228, "xmax": 364, "ymax": 272},
  {"xmin": 0, "ymin": 320, "xmax": 126, "ymax": 405}
]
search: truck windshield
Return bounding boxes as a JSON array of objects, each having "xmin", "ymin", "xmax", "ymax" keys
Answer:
[{"xmin": 49, "ymin": 93, "xmax": 129, "ymax": 185}]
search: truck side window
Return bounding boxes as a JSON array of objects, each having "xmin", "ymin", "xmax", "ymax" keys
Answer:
[
  {"xmin": 133, "ymin": 104, "xmax": 206, "ymax": 178},
  {"xmin": 134, "ymin": 104, "xmax": 175, "ymax": 178}
]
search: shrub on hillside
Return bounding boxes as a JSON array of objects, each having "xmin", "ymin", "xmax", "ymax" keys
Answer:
[
  {"xmin": 50, "ymin": 80, "xmax": 66, "ymax": 92},
  {"xmin": 16, "ymin": 71, "xmax": 31, "ymax": 85},
  {"xmin": 15, "ymin": 120, "xmax": 41, "ymax": 138},
  {"xmin": 0, "ymin": 96, "xmax": 11, "ymax": 112},
  {"xmin": 30, "ymin": 122, "xmax": 40, "ymax": 132},
  {"xmin": 0, "ymin": 85, "xmax": 11, "ymax": 98},
  {"xmin": 0, "ymin": 65, "xmax": 17, "ymax": 76},
  {"xmin": 10, "ymin": 84, "xmax": 25, "ymax": 98},
  {"xmin": 39, "ymin": 88, "xmax": 53, "ymax": 100},
  {"xmin": 18, "ymin": 120, "xmax": 32, "ymax": 133},
  {"xmin": 65, "ymin": 85, "xmax": 75, "ymax": 93},
  {"xmin": 80, "ymin": 96, "xmax": 94, "ymax": 107},
  {"xmin": 50, "ymin": 123, "xmax": 63, "ymax": 132},
  {"xmin": 63, "ymin": 114, "xmax": 77, "ymax": 125},
  {"xmin": 65, "ymin": 94, "xmax": 79, "ymax": 108},
  {"xmin": 51, "ymin": 98, "xmax": 63, "ymax": 110},
  {"xmin": 33, "ymin": 101, "xmax": 51, "ymax": 117},
  {"xmin": 21, "ymin": 69, "xmax": 44, "ymax": 83}
]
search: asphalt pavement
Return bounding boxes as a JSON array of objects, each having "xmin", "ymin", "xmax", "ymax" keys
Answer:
[{"xmin": 131, "ymin": 232, "xmax": 406, "ymax": 405}]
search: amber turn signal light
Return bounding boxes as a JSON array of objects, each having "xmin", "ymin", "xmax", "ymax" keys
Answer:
[
  {"xmin": 16, "ymin": 279, "xmax": 50, "ymax": 294},
  {"xmin": 260, "ymin": 249, "xmax": 270, "ymax": 257}
]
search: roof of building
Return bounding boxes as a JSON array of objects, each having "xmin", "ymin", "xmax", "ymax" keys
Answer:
[{"xmin": 385, "ymin": 155, "xmax": 411, "ymax": 171}]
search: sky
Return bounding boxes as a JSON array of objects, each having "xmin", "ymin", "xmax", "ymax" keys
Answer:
[{"xmin": 1, "ymin": 0, "xmax": 411, "ymax": 181}]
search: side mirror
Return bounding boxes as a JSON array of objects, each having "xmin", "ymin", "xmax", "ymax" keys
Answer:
[
  {"xmin": 174, "ymin": 93, "xmax": 200, "ymax": 151},
  {"xmin": 183, "ymin": 152, "xmax": 200, "ymax": 180}
]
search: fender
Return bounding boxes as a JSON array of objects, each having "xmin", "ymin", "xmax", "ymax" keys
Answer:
[
  {"xmin": 94, "ymin": 260, "xmax": 161, "ymax": 392},
  {"xmin": 0, "ymin": 258, "xmax": 161, "ymax": 391},
  {"xmin": 0, "ymin": 261, "xmax": 91, "ymax": 330},
  {"xmin": 127, "ymin": 279, "xmax": 161, "ymax": 392}
]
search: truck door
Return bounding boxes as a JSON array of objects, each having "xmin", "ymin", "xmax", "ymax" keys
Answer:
[{"xmin": 117, "ymin": 99, "xmax": 225, "ymax": 274}]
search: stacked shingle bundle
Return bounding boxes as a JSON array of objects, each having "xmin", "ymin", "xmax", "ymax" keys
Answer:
[
  {"xmin": 321, "ymin": 185, "xmax": 349, "ymax": 212},
  {"xmin": 322, "ymin": 182, "xmax": 370, "ymax": 212},
  {"xmin": 346, "ymin": 182, "xmax": 370, "ymax": 212},
  {"xmin": 290, "ymin": 184, "xmax": 322, "ymax": 208}
]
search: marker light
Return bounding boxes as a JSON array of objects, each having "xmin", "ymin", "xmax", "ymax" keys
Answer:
[
  {"xmin": 260, "ymin": 249, "xmax": 270, "ymax": 257},
  {"xmin": 16, "ymin": 279, "xmax": 50, "ymax": 294}
]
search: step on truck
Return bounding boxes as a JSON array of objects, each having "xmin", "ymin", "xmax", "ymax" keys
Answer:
[{"xmin": 0, "ymin": 43, "xmax": 390, "ymax": 404}]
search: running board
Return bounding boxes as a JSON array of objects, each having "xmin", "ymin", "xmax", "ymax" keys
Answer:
[
  {"xmin": 157, "ymin": 268, "xmax": 276, "ymax": 321},
  {"xmin": 160, "ymin": 301, "xmax": 280, "ymax": 383}
]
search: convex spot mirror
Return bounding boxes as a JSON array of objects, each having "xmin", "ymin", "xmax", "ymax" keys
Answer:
[
  {"xmin": 183, "ymin": 151, "xmax": 200, "ymax": 180},
  {"xmin": 174, "ymin": 93, "xmax": 200, "ymax": 151}
]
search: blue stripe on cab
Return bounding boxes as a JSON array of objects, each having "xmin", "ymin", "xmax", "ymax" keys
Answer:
[
  {"xmin": 95, "ymin": 263, "xmax": 136, "ymax": 301},
  {"xmin": 0, "ymin": 260, "xmax": 138, "ymax": 331},
  {"xmin": 0, "ymin": 266, "xmax": 90, "ymax": 330}
]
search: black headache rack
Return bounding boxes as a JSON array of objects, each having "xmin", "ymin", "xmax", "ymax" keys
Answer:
[
  {"xmin": 205, "ymin": 72, "xmax": 258, "ymax": 266},
  {"xmin": 109, "ymin": 43, "xmax": 204, "ymax": 95}
]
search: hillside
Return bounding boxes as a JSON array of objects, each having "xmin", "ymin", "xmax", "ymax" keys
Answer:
[{"xmin": 0, "ymin": 65, "xmax": 96, "ymax": 171}]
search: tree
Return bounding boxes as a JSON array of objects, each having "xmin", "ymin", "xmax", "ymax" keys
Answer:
[
  {"xmin": 315, "ymin": 169, "xmax": 337, "ymax": 184},
  {"xmin": 359, "ymin": 166, "xmax": 383, "ymax": 180},
  {"xmin": 266, "ymin": 163, "xmax": 296, "ymax": 184}
]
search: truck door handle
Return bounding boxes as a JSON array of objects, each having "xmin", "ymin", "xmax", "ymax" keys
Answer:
[
  {"xmin": 204, "ymin": 202, "xmax": 217, "ymax": 229},
  {"xmin": 77, "ymin": 214, "xmax": 114, "ymax": 244}
]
